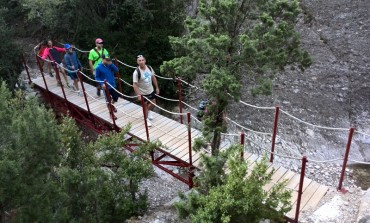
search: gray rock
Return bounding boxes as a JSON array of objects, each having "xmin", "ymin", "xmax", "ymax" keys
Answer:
[{"xmin": 357, "ymin": 189, "xmax": 370, "ymax": 223}]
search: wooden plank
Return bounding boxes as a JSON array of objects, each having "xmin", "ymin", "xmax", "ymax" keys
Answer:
[
  {"xmin": 169, "ymin": 130, "xmax": 201, "ymax": 156},
  {"xmin": 148, "ymin": 120, "xmax": 182, "ymax": 141},
  {"xmin": 136, "ymin": 116, "xmax": 175, "ymax": 140},
  {"xmin": 286, "ymin": 180, "xmax": 319, "ymax": 218},
  {"xmin": 263, "ymin": 166, "xmax": 288, "ymax": 192},
  {"xmin": 301, "ymin": 184, "xmax": 328, "ymax": 211}
]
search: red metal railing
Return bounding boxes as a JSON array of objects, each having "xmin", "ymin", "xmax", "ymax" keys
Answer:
[{"xmin": 270, "ymin": 106, "xmax": 280, "ymax": 163}]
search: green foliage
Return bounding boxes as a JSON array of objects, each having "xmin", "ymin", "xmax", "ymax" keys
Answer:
[
  {"xmin": 176, "ymin": 148, "xmax": 292, "ymax": 223},
  {"xmin": 0, "ymin": 10, "xmax": 22, "ymax": 91},
  {"xmin": 20, "ymin": 0, "xmax": 188, "ymax": 97},
  {"xmin": 0, "ymin": 82, "xmax": 154, "ymax": 222},
  {"xmin": 162, "ymin": 0, "xmax": 311, "ymax": 153}
]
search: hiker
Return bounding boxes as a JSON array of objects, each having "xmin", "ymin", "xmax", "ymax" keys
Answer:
[
  {"xmin": 88, "ymin": 38, "xmax": 109, "ymax": 97},
  {"xmin": 95, "ymin": 54, "xmax": 119, "ymax": 119},
  {"xmin": 64, "ymin": 44, "xmax": 83, "ymax": 95},
  {"xmin": 42, "ymin": 40, "xmax": 70, "ymax": 87},
  {"xmin": 133, "ymin": 55, "xmax": 160, "ymax": 127},
  {"xmin": 34, "ymin": 40, "xmax": 51, "ymax": 74}
]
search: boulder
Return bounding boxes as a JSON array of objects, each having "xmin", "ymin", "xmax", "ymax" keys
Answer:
[{"xmin": 357, "ymin": 189, "xmax": 370, "ymax": 223}]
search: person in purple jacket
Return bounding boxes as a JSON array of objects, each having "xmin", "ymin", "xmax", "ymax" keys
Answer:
[{"xmin": 95, "ymin": 54, "xmax": 119, "ymax": 118}]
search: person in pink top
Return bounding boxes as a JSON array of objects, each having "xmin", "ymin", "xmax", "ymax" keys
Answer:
[
  {"xmin": 34, "ymin": 40, "xmax": 52, "ymax": 74},
  {"xmin": 42, "ymin": 40, "xmax": 70, "ymax": 87}
]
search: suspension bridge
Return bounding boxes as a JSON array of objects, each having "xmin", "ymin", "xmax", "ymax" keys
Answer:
[{"xmin": 20, "ymin": 44, "xmax": 370, "ymax": 222}]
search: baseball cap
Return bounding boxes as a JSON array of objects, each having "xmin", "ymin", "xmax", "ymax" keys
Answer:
[
  {"xmin": 102, "ymin": 54, "xmax": 111, "ymax": 61},
  {"xmin": 95, "ymin": 38, "xmax": 104, "ymax": 44},
  {"xmin": 64, "ymin": 44, "xmax": 72, "ymax": 50}
]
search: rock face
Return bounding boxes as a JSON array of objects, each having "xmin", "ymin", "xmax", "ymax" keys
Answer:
[
  {"xmin": 309, "ymin": 195, "xmax": 345, "ymax": 222},
  {"xmin": 226, "ymin": 0, "xmax": 370, "ymax": 165},
  {"xmin": 357, "ymin": 189, "xmax": 370, "ymax": 223}
]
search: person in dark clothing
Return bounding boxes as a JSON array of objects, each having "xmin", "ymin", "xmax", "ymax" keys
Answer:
[
  {"xmin": 64, "ymin": 44, "xmax": 83, "ymax": 95},
  {"xmin": 95, "ymin": 55, "xmax": 120, "ymax": 119}
]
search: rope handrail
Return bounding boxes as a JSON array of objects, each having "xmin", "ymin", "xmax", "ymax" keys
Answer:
[
  {"xmin": 182, "ymin": 101, "xmax": 199, "ymax": 111},
  {"xmin": 105, "ymin": 82, "xmax": 139, "ymax": 99},
  {"xmin": 280, "ymin": 109, "xmax": 350, "ymax": 131},
  {"xmin": 115, "ymin": 59, "xmax": 136, "ymax": 69},
  {"xmin": 155, "ymin": 94, "xmax": 179, "ymax": 102},
  {"xmin": 348, "ymin": 160, "xmax": 370, "ymax": 165},
  {"xmin": 226, "ymin": 117, "xmax": 272, "ymax": 135},
  {"xmin": 355, "ymin": 130, "xmax": 370, "ymax": 138},
  {"xmin": 55, "ymin": 40, "xmax": 90, "ymax": 53},
  {"xmin": 111, "ymin": 103, "xmax": 142, "ymax": 120},
  {"xmin": 35, "ymin": 45, "xmax": 370, "ymax": 142},
  {"xmin": 191, "ymin": 114, "xmax": 202, "ymax": 123},
  {"xmin": 84, "ymin": 91, "xmax": 108, "ymax": 105},
  {"xmin": 119, "ymin": 78, "xmax": 134, "ymax": 87},
  {"xmin": 154, "ymin": 73, "xmax": 173, "ymax": 80},
  {"xmin": 143, "ymin": 95, "xmax": 187, "ymax": 116}
]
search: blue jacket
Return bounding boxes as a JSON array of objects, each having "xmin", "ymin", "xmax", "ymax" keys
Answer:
[
  {"xmin": 95, "ymin": 62, "xmax": 119, "ymax": 89},
  {"xmin": 64, "ymin": 51, "xmax": 82, "ymax": 73}
]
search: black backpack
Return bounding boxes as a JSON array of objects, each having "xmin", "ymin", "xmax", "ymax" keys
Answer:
[{"xmin": 135, "ymin": 65, "xmax": 153, "ymax": 80}]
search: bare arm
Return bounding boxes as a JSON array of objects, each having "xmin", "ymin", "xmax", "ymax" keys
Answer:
[
  {"xmin": 133, "ymin": 82, "xmax": 141, "ymax": 101},
  {"xmin": 89, "ymin": 60, "xmax": 94, "ymax": 75},
  {"xmin": 152, "ymin": 75, "xmax": 160, "ymax": 94}
]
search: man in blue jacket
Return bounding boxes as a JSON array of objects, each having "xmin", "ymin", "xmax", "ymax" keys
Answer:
[
  {"xmin": 64, "ymin": 44, "xmax": 83, "ymax": 94},
  {"xmin": 95, "ymin": 54, "xmax": 119, "ymax": 119}
]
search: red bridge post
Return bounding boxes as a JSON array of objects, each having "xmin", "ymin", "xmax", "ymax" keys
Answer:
[
  {"xmin": 53, "ymin": 61, "xmax": 71, "ymax": 113},
  {"xmin": 103, "ymin": 80, "xmax": 119, "ymax": 131},
  {"xmin": 177, "ymin": 78, "xmax": 183, "ymax": 124},
  {"xmin": 338, "ymin": 127, "xmax": 355, "ymax": 191},
  {"xmin": 77, "ymin": 71, "xmax": 93, "ymax": 118},
  {"xmin": 187, "ymin": 112, "xmax": 193, "ymax": 188},
  {"xmin": 295, "ymin": 156, "xmax": 307, "ymax": 223},
  {"xmin": 140, "ymin": 95, "xmax": 150, "ymax": 142},
  {"xmin": 114, "ymin": 58, "xmax": 123, "ymax": 94},
  {"xmin": 36, "ymin": 56, "xmax": 49, "ymax": 92},
  {"xmin": 270, "ymin": 106, "xmax": 280, "ymax": 163},
  {"xmin": 240, "ymin": 131, "xmax": 245, "ymax": 158},
  {"xmin": 21, "ymin": 54, "xmax": 31, "ymax": 84}
]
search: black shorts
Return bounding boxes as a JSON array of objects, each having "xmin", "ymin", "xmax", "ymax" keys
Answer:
[
  {"xmin": 143, "ymin": 91, "xmax": 156, "ymax": 102},
  {"xmin": 104, "ymin": 88, "xmax": 119, "ymax": 103}
]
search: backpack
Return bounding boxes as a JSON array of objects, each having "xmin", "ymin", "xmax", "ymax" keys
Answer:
[
  {"xmin": 93, "ymin": 47, "xmax": 105, "ymax": 63},
  {"xmin": 135, "ymin": 65, "xmax": 153, "ymax": 81}
]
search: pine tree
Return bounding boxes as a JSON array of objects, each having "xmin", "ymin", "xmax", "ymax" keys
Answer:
[{"xmin": 161, "ymin": 0, "xmax": 312, "ymax": 154}]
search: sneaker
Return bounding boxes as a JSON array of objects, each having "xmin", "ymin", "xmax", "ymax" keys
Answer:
[
  {"xmin": 148, "ymin": 111, "xmax": 154, "ymax": 120},
  {"xmin": 68, "ymin": 83, "xmax": 75, "ymax": 91},
  {"xmin": 97, "ymin": 88, "xmax": 101, "ymax": 97},
  {"xmin": 49, "ymin": 72, "xmax": 54, "ymax": 77},
  {"xmin": 146, "ymin": 119, "xmax": 152, "ymax": 127},
  {"xmin": 77, "ymin": 91, "xmax": 82, "ymax": 96}
]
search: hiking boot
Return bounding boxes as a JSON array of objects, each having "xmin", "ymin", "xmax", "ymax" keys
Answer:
[
  {"xmin": 146, "ymin": 119, "xmax": 152, "ymax": 127},
  {"xmin": 49, "ymin": 72, "xmax": 54, "ymax": 77},
  {"xmin": 97, "ymin": 88, "xmax": 101, "ymax": 97},
  {"xmin": 148, "ymin": 111, "xmax": 154, "ymax": 120}
]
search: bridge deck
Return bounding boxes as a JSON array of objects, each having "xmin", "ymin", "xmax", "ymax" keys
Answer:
[{"xmin": 31, "ymin": 74, "xmax": 328, "ymax": 220}]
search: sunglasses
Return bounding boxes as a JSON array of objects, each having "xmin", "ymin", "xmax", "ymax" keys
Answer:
[{"xmin": 97, "ymin": 42, "xmax": 104, "ymax": 44}]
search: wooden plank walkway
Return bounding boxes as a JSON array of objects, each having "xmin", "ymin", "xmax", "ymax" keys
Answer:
[{"xmin": 31, "ymin": 74, "xmax": 328, "ymax": 220}]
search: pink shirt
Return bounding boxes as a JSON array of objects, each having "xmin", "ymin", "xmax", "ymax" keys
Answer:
[{"xmin": 42, "ymin": 46, "xmax": 66, "ymax": 61}]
